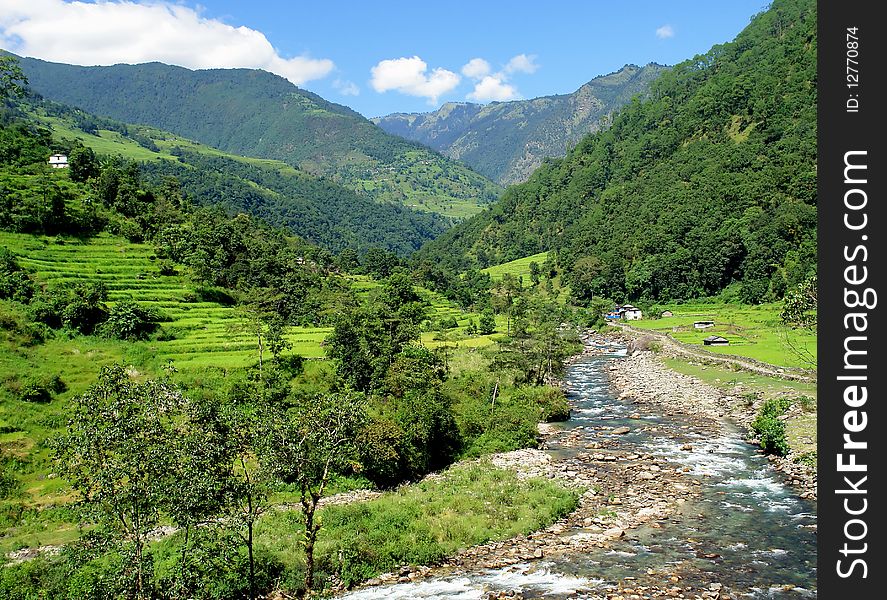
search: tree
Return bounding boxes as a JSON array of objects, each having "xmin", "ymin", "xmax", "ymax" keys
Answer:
[
  {"xmin": 54, "ymin": 366, "xmax": 183, "ymax": 599},
  {"xmin": 266, "ymin": 392, "xmax": 366, "ymax": 598},
  {"xmin": 0, "ymin": 55, "xmax": 28, "ymax": 101},
  {"xmin": 69, "ymin": 146, "xmax": 101, "ymax": 182},
  {"xmin": 478, "ymin": 310, "xmax": 496, "ymax": 335}
]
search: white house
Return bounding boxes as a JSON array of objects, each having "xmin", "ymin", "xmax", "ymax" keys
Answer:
[
  {"xmin": 621, "ymin": 305, "xmax": 643, "ymax": 320},
  {"xmin": 48, "ymin": 154, "xmax": 69, "ymax": 169},
  {"xmin": 694, "ymin": 321, "xmax": 714, "ymax": 329}
]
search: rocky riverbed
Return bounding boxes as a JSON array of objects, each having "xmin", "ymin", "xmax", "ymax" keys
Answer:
[
  {"xmin": 607, "ymin": 350, "xmax": 816, "ymax": 501},
  {"xmin": 339, "ymin": 344, "xmax": 817, "ymax": 600}
]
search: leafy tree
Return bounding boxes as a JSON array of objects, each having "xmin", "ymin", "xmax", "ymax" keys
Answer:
[
  {"xmin": 68, "ymin": 146, "xmax": 100, "ymax": 182},
  {"xmin": 266, "ymin": 392, "xmax": 367, "ymax": 597},
  {"xmin": 478, "ymin": 310, "xmax": 496, "ymax": 335},
  {"xmin": 100, "ymin": 300, "xmax": 160, "ymax": 340},
  {"xmin": 54, "ymin": 366, "xmax": 183, "ymax": 599},
  {"xmin": 0, "ymin": 55, "xmax": 28, "ymax": 101}
]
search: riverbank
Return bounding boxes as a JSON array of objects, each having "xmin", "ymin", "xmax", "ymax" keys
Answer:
[
  {"xmin": 607, "ymin": 349, "xmax": 816, "ymax": 501},
  {"xmin": 339, "ymin": 339, "xmax": 817, "ymax": 599}
]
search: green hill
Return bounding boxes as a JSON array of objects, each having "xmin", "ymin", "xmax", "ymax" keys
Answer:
[
  {"xmin": 418, "ymin": 0, "xmax": 816, "ymax": 305},
  {"xmin": 14, "ymin": 56, "xmax": 502, "ymax": 218},
  {"xmin": 21, "ymin": 97, "xmax": 450, "ymax": 255},
  {"xmin": 374, "ymin": 64, "xmax": 667, "ymax": 185}
]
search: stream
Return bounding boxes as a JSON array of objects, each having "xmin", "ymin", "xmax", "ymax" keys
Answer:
[{"xmin": 340, "ymin": 353, "xmax": 817, "ymax": 599}]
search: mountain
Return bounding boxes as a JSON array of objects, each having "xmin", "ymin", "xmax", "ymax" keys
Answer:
[
  {"xmin": 373, "ymin": 64, "xmax": 667, "ymax": 185},
  {"xmin": 13, "ymin": 57, "xmax": 502, "ymax": 219},
  {"xmin": 417, "ymin": 0, "xmax": 816, "ymax": 305},
  {"xmin": 19, "ymin": 96, "xmax": 448, "ymax": 255}
]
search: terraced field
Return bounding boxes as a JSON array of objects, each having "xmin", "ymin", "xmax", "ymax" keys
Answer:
[
  {"xmin": 0, "ymin": 231, "xmax": 327, "ymax": 370},
  {"xmin": 481, "ymin": 251, "xmax": 548, "ymax": 283}
]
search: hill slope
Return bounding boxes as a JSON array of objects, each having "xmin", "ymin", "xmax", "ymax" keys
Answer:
[
  {"xmin": 373, "ymin": 64, "xmax": 666, "ymax": 185},
  {"xmin": 21, "ymin": 97, "xmax": 448, "ymax": 255},
  {"xmin": 14, "ymin": 57, "xmax": 502, "ymax": 218},
  {"xmin": 418, "ymin": 0, "xmax": 816, "ymax": 305}
]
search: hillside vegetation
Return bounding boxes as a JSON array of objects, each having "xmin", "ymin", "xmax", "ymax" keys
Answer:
[
  {"xmin": 19, "ymin": 97, "xmax": 450, "ymax": 255},
  {"xmin": 15, "ymin": 56, "xmax": 502, "ymax": 218},
  {"xmin": 375, "ymin": 64, "xmax": 667, "ymax": 185},
  {"xmin": 418, "ymin": 0, "xmax": 816, "ymax": 307}
]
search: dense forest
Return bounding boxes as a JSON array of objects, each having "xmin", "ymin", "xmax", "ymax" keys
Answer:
[
  {"xmin": 417, "ymin": 0, "xmax": 817, "ymax": 306},
  {"xmin": 13, "ymin": 56, "xmax": 502, "ymax": 216},
  {"xmin": 374, "ymin": 63, "xmax": 667, "ymax": 185}
]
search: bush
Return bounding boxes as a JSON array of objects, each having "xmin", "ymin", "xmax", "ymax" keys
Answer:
[
  {"xmin": 18, "ymin": 374, "xmax": 66, "ymax": 403},
  {"xmin": 100, "ymin": 300, "xmax": 161, "ymax": 340},
  {"xmin": 478, "ymin": 310, "xmax": 496, "ymax": 335},
  {"xmin": 751, "ymin": 397, "xmax": 792, "ymax": 456}
]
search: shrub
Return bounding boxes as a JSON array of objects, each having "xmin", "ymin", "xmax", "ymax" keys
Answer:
[
  {"xmin": 751, "ymin": 397, "xmax": 792, "ymax": 456},
  {"xmin": 478, "ymin": 310, "xmax": 496, "ymax": 335},
  {"xmin": 100, "ymin": 300, "xmax": 161, "ymax": 340}
]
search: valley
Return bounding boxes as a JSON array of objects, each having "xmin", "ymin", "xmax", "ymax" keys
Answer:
[{"xmin": 0, "ymin": 0, "xmax": 818, "ymax": 598}]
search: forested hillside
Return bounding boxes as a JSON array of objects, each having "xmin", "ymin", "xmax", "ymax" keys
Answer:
[
  {"xmin": 374, "ymin": 64, "xmax": 667, "ymax": 185},
  {"xmin": 14, "ymin": 57, "xmax": 502, "ymax": 218},
  {"xmin": 15, "ymin": 95, "xmax": 448, "ymax": 255},
  {"xmin": 418, "ymin": 0, "xmax": 816, "ymax": 306}
]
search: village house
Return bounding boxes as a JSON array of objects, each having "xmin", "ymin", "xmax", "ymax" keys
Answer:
[
  {"xmin": 694, "ymin": 320, "xmax": 714, "ymax": 329},
  {"xmin": 661, "ymin": 310, "xmax": 673, "ymax": 317},
  {"xmin": 703, "ymin": 335, "xmax": 729, "ymax": 346},
  {"xmin": 48, "ymin": 154, "xmax": 69, "ymax": 169},
  {"xmin": 605, "ymin": 304, "xmax": 643, "ymax": 321}
]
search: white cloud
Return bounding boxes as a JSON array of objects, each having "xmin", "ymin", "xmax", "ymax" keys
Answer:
[
  {"xmin": 656, "ymin": 24, "xmax": 675, "ymax": 39},
  {"xmin": 461, "ymin": 57, "xmax": 491, "ymax": 79},
  {"xmin": 370, "ymin": 56, "xmax": 459, "ymax": 104},
  {"xmin": 333, "ymin": 79, "xmax": 360, "ymax": 96},
  {"xmin": 467, "ymin": 75, "xmax": 519, "ymax": 102},
  {"xmin": 503, "ymin": 53, "xmax": 538, "ymax": 75},
  {"xmin": 0, "ymin": 0, "xmax": 334, "ymax": 85}
]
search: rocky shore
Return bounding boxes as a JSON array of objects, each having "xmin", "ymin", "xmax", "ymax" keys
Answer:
[
  {"xmin": 607, "ymin": 350, "xmax": 816, "ymax": 501},
  {"xmin": 339, "ymin": 338, "xmax": 818, "ymax": 600}
]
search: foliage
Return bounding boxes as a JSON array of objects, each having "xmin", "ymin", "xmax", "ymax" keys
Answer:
[
  {"xmin": 100, "ymin": 300, "xmax": 161, "ymax": 340},
  {"xmin": 780, "ymin": 274, "xmax": 816, "ymax": 328},
  {"xmin": 0, "ymin": 55, "xmax": 28, "ymax": 101},
  {"xmin": 419, "ymin": 0, "xmax": 817, "ymax": 305},
  {"xmin": 751, "ymin": 397, "xmax": 793, "ymax": 456}
]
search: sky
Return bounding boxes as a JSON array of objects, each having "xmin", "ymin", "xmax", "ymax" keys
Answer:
[{"xmin": 0, "ymin": 0, "xmax": 769, "ymax": 118}]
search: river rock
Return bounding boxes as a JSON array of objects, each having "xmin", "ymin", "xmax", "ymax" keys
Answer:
[{"xmin": 612, "ymin": 426, "xmax": 631, "ymax": 435}]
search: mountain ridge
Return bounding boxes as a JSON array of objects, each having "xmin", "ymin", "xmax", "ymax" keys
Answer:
[
  {"xmin": 11, "ymin": 54, "xmax": 502, "ymax": 219},
  {"xmin": 373, "ymin": 63, "xmax": 668, "ymax": 185}
]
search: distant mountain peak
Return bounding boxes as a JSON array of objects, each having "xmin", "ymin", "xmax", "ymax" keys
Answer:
[{"xmin": 373, "ymin": 63, "xmax": 668, "ymax": 185}]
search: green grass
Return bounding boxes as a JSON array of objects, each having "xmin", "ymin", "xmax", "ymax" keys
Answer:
[
  {"xmin": 631, "ymin": 302, "xmax": 816, "ymax": 369},
  {"xmin": 482, "ymin": 252, "xmax": 548, "ymax": 283},
  {"xmin": 255, "ymin": 461, "xmax": 578, "ymax": 588}
]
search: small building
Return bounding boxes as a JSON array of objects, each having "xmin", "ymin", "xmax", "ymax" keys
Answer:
[
  {"xmin": 48, "ymin": 154, "xmax": 69, "ymax": 169},
  {"xmin": 694, "ymin": 321, "xmax": 715, "ymax": 329},
  {"xmin": 621, "ymin": 304, "xmax": 643, "ymax": 320},
  {"xmin": 661, "ymin": 310, "xmax": 673, "ymax": 318},
  {"xmin": 703, "ymin": 335, "xmax": 729, "ymax": 346}
]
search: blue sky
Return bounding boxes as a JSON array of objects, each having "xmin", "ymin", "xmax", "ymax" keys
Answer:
[{"xmin": 1, "ymin": 1, "xmax": 768, "ymax": 117}]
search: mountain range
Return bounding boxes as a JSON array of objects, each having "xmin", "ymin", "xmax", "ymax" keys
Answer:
[
  {"xmin": 373, "ymin": 63, "xmax": 667, "ymax": 185},
  {"xmin": 14, "ymin": 57, "xmax": 502, "ymax": 219},
  {"xmin": 418, "ymin": 0, "xmax": 816, "ymax": 305}
]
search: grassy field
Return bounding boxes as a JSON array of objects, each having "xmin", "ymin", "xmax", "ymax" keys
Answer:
[
  {"xmin": 630, "ymin": 302, "xmax": 816, "ymax": 369},
  {"xmin": 482, "ymin": 252, "xmax": 548, "ymax": 282},
  {"xmin": 253, "ymin": 461, "xmax": 578, "ymax": 588}
]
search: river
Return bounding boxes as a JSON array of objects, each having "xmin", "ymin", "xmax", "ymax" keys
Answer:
[{"xmin": 340, "ymin": 352, "xmax": 817, "ymax": 599}]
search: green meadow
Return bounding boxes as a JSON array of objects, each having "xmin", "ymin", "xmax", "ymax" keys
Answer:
[
  {"xmin": 630, "ymin": 302, "xmax": 816, "ymax": 370},
  {"xmin": 482, "ymin": 251, "xmax": 548, "ymax": 282}
]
